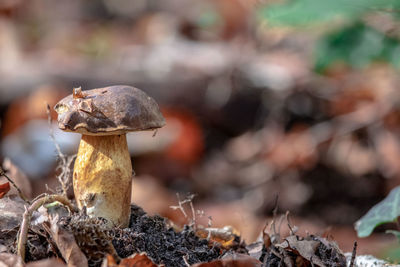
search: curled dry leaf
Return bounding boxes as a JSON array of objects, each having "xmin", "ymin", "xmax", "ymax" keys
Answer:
[
  {"xmin": 0, "ymin": 182, "xmax": 10, "ymax": 199},
  {"xmin": 0, "ymin": 252, "xmax": 24, "ymax": 267},
  {"xmin": 103, "ymin": 252, "xmax": 159, "ymax": 267},
  {"xmin": 190, "ymin": 253, "xmax": 261, "ymax": 267},
  {"xmin": 276, "ymin": 236, "xmax": 325, "ymax": 266},
  {"xmin": 275, "ymin": 235, "xmax": 347, "ymax": 267},
  {"xmin": 46, "ymin": 217, "xmax": 88, "ymax": 267}
]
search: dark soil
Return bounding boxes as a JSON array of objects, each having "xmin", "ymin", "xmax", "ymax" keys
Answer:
[{"xmin": 112, "ymin": 205, "xmax": 222, "ymax": 266}]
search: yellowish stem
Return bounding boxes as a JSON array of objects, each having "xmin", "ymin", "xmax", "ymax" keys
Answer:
[{"xmin": 73, "ymin": 134, "xmax": 132, "ymax": 227}]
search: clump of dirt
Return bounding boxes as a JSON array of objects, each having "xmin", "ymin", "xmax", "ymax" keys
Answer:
[{"xmin": 112, "ymin": 205, "xmax": 222, "ymax": 266}]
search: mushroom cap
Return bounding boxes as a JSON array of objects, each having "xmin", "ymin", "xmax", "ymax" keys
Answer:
[{"xmin": 54, "ymin": 85, "xmax": 165, "ymax": 135}]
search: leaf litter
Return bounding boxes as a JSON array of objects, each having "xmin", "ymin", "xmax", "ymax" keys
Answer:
[{"xmin": 0, "ymin": 194, "xmax": 349, "ymax": 267}]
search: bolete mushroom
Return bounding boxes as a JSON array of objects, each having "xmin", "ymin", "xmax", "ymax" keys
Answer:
[{"xmin": 54, "ymin": 85, "xmax": 165, "ymax": 227}]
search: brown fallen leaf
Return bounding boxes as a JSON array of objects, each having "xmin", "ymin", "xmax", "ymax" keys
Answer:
[
  {"xmin": 277, "ymin": 236, "xmax": 325, "ymax": 267},
  {"xmin": 26, "ymin": 258, "xmax": 67, "ymax": 267},
  {"xmin": 45, "ymin": 217, "xmax": 88, "ymax": 267},
  {"xmin": 0, "ymin": 196, "xmax": 25, "ymax": 253},
  {"xmin": 0, "ymin": 252, "xmax": 24, "ymax": 267},
  {"xmin": 190, "ymin": 254, "xmax": 261, "ymax": 267},
  {"xmin": 275, "ymin": 235, "xmax": 347, "ymax": 267},
  {"xmin": 103, "ymin": 252, "xmax": 159, "ymax": 267},
  {"xmin": 61, "ymin": 215, "xmax": 118, "ymax": 265},
  {"xmin": 0, "ymin": 196, "xmax": 25, "ymax": 230},
  {"xmin": 0, "ymin": 182, "xmax": 10, "ymax": 198}
]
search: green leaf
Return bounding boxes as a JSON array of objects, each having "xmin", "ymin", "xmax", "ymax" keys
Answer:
[
  {"xmin": 259, "ymin": 0, "xmax": 400, "ymax": 26},
  {"xmin": 314, "ymin": 22, "xmax": 400, "ymax": 71},
  {"xmin": 355, "ymin": 186, "xmax": 400, "ymax": 238}
]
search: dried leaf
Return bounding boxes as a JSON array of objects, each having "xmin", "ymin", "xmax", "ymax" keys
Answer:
[
  {"xmin": 0, "ymin": 182, "xmax": 10, "ymax": 198},
  {"xmin": 103, "ymin": 254, "xmax": 118, "ymax": 266},
  {"xmin": 277, "ymin": 236, "xmax": 325, "ymax": 267},
  {"xmin": 0, "ymin": 252, "xmax": 24, "ymax": 267},
  {"xmin": 26, "ymin": 258, "xmax": 67, "ymax": 267},
  {"xmin": 246, "ymin": 242, "xmax": 264, "ymax": 262},
  {"xmin": 196, "ymin": 226, "xmax": 240, "ymax": 249},
  {"xmin": 190, "ymin": 253, "xmax": 261, "ymax": 267},
  {"xmin": 0, "ymin": 196, "xmax": 25, "ymax": 230},
  {"xmin": 46, "ymin": 218, "xmax": 88, "ymax": 267},
  {"xmin": 104, "ymin": 253, "xmax": 159, "ymax": 267},
  {"xmin": 262, "ymin": 225, "xmax": 271, "ymax": 249},
  {"xmin": 120, "ymin": 253, "xmax": 159, "ymax": 267}
]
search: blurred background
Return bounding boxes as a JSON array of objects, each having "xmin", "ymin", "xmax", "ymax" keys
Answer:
[{"xmin": 1, "ymin": 0, "xmax": 400, "ymax": 258}]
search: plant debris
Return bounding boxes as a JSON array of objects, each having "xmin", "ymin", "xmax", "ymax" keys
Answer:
[
  {"xmin": 44, "ymin": 216, "xmax": 88, "ymax": 267},
  {"xmin": 254, "ymin": 217, "xmax": 348, "ymax": 267},
  {"xmin": 0, "ymin": 168, "xmax": 348, "ymax": 267},
  {"xmin": 0, "ymin": 182, "xmax": 10, "ymax": 199},
  {"xmin": 0, "ymin": 200, "xmax": 351, "ymax": 267},
  {"xmin": 103, "ymin": 253, "xmax": 159, "ymax": 267}
]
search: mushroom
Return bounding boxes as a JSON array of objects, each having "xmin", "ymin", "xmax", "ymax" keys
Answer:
[{"xmin": 54, "ymin": 85, "xmax": 165, "ymax": 227}]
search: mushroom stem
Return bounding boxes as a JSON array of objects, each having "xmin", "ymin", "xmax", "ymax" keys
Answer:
[{"xmin": 73, "ymin": 134, "xmax": 132, "ymax": 227}]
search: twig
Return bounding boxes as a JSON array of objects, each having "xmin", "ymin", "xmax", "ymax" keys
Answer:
[
  {"xmin": 46, "ymin": 104, "xmax": 76, "ymax": 196},
  {"xmin": 285, "ymin": 211, "xmax": 297, "ymax": 235},
  {"xmin": 182, "ymin": 255, "xmax": 190, "ymax": 267},
  {"xmin": 170, "ymin": 193, "xmax": 188, "ymax": 218},
  {"xmin": 349, "ymin": 241, "xmax": 357, "ymax": 267},
  {"xmin": 0, "ymin": 167, "xmax": 29, "ymax": 203},
  {"xmin": 207, "ymin": 216, "xmax": 213, "ymax": 240},
  {"xmin": 170, "ymin": 193, "xmax": 198, "ymax": 228},
  {"xmin": 17, "ymin": 194, "xmax": 78, "ymax": 262},
  {"xmin": 189, "ymin": 198, "xmax": 196, "ymax": 228}
]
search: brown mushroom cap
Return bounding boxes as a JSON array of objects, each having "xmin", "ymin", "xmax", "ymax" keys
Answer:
[{"xmin": 54, "ymin": 85, "xmax": 165, "ymax": 135}]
